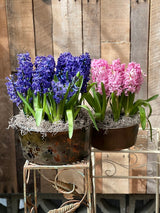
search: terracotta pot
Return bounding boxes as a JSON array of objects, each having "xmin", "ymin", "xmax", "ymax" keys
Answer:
[
  {"xmin": 91, "ymin": 124, "xmax": 139, "ymax": 151},
  {"xmin": 18, "ymin": 127, "xmax": 91, "ymax": 165}
]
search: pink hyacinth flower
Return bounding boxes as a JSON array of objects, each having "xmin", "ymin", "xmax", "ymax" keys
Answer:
[
  {"xmin": 123, "ymin": 62, "xmax": 145, "ymax": 96},
  {"xmin": 108, "ymin": 59, "xmax": 125, "ymax": 96},
  {"xmin": 91, "ymin": 59, "xmax": 111, "ymax": 96}
]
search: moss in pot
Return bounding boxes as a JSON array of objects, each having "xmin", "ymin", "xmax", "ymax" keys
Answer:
[
  {"xmin": 6, "ymin": 52, "xmax": 98, "ymax": 164},
  {"xmin": 85, "ymin": 58, "xmax": 158, "ymax": 151}
]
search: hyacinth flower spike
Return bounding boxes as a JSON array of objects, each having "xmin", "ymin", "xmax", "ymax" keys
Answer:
[{"xmin": 6, "ymin": 52, "xmax": 98, "ymax": 139}]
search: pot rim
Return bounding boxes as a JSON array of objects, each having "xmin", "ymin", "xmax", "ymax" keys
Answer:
[{"xmin": 94, "ymin": 123, "xmax": 139, "ymax": 131}]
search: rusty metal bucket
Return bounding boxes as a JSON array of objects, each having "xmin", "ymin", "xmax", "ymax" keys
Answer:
[
  {"xmin": 91, "ymin": 124, "xmax": 139, "ymax": 151},
  {"xmin": 18, "ymin": 127, "xmax": 91, "ymax": 165}
]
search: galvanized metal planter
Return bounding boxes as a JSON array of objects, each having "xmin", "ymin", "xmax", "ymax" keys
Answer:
[
  {"xmin": 18, "ymin": 127, "xmax": 91, "ymax": 165},
  {"xmin": 91, "ymin": 124, "xmax": 139, "ymax": 151}
]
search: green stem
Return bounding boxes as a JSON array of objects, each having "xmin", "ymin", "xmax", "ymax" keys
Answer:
[
  {"xmin": 43, "ymin": 93, "xmax": 53, "ymax": 122},
  {"xmin": 54, "ymin": 103, "xmax": 62, "ymax": 122},
  {"xmin": 17, "ymin": 92, "xmax": 35, "ymax": 118},
  {"xmin": 125, "ymin": 95, "xmax": 130, "ymax": 116}
]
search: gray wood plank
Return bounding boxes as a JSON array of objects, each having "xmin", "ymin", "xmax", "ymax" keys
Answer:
[
  {"xmin": 33, "ymin": 0, "xmax": 53, "ymax": 56},
  {"xmin": 52, "ymin": 0, "xmax": 82, "ymax": 60},
  {"xmin": 131, "ymin": 0, "xmax": 149, "ymax": 100},
  {"xmin": 0, "ymin": 80, "xmax": 17, "ymax": 193},
  {"xmin": 148, "ymin": 0, "xmax": 160, "ymax": 116},
  {"xmin": 83, "ymin": 0, "xmax": 100, "ymax": 59},
  {"xmin": 6, "ymin": 0, "xmax": 35, "ymax": 71},
  {"xmin": 0, "ymin": 0, "xmax": 11, "ymax": 78}
]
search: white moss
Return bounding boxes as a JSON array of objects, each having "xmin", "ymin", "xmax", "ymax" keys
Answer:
[
  {"xmin": 96, "ymin": 110, "xmax": 140, "ymax": 129},
  {"xmin": 9, "ymin": 110, "xmax": 92, "ymax": 135}
]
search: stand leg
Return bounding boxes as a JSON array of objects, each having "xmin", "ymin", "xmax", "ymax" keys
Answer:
[
  {"xmin": 91, "ymin": 152, "xmax": 96, "ymax": 213},
  {"xmin": 23, "ymin": 167, "xmax": 27, "ymax": 213},
  {"xmin": 87, "ymin": 168, "xmax": 92, "ymax": 213},
  {"xmin": 34, "ymin": 170, "xmax": 38, "ymax": 213},
  {"xmin": 156, "ymin": 154, "xmax": 160, "ymax": 213}
]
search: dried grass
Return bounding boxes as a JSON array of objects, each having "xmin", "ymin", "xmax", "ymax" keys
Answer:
[{"xmin": 8, "ymin": 109, "xmax": 92, "ymax": 136}]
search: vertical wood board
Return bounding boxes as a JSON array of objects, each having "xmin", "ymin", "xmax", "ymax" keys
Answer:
[
  {"xmin": 101, "ymin": 0, "xmax": 130, "ymax": 42},
  {"xmin": 40, "ymin": 170, "xmax": 57, "ymax": 193},
  {"xmin": 131, "ymin": 0, "xmax": 149, "ymax": 100},
  {"xmin": 129, "ymin": 130, "xmax": 148, "ymax": 194},
  {"xmin": 129, "ymin": 153, "xmax": 147, "ymax": 194},
  {"xmin": 33, "ymin": 0, "xmax": 55, "ymax": 191},
  {"xmin": 6, "ymin": 0, "xmax": 35, "ymax": 71},
  {"xmin": 102, "ymin": 153, "xmax": 129, "ymax": 194},
  {"xmin": 0, "ymin": 0, "xmax": 11, "ymax": 78},
  {"xmin": 0, "ymin": 80, "xmax": 17, "ymax": 193},
  {"xmin": 148, "ymin": 0, "xmax": 160, "ymax": 116},
  {"xmin": 100, "ymin": 0, "xmax": 130, "ymax": 194},
  {"xmin": 95, "ymin": 152, "xmax": 102, "ymax": 193},
  {"xmin": 130, "ymin": 1, "xmax": 149, "ymax": 193},
  {"xmin": 101, "ymin": 42, "xmax": 130, "ymax": 64},
  {"xmin": 57, "ymin": 169, "xmax": 84, "ymax": 194},
  {"xmin": 33, "ymin": 0, "xmax": 53, "ymax": 56},
  {"xmin": 52, "ymin": 0, "xmax": 82, "ymax": 60},
  {"xmin": 83, "ymin": 0, "xmax": 100, "ymax": 59},
  {"xmin": 52, "ymin": 0, "xmax": 83, "ymax": 189}
]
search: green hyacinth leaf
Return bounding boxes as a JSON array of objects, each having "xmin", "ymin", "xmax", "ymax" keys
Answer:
[
  {"xmin": 17, "ymin": 91, "xmax": 35, "ymax": 117},
  {"xmin": 138, "ymin": 106, "xmax": 146, "ymax": 130},
  {"xmin": 35, "ymin": 108, "xmax": 43, "ymax": 126},
  {"xmin": 66, "ymin": 109, "xmax": 74, "ymax": 139},
  {"xmin": 78, "ymin": 105, "xmax": 99, "ymax": 131},
  {"xmin": 101, "ymin": 82, "xmax": 107, "ymax": 121},
  {"xmin": 92, "ymin": 87, "xmax": 101, "ymax": 112},
  {"xmin": 145, "ymin": 94, "xmax": 159, "ymax": 102}
]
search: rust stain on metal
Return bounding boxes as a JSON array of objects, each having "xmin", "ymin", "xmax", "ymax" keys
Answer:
[
  {"xmin": 18, "ymin": 127, "xmax": 91, "ymax": 165},
  {"xmin": 54, "ymin": 154, "xmax": 61, "ymax": 162}
]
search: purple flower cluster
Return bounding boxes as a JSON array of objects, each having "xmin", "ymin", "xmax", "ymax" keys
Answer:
[
  {"xmin": 51, "ymin": 81, "xmax": 68, "ymax": 104},
  {"xmin": 6, "ymin": 75, "xmax": 22, "ymax": 106},
  {"xmin": 32, "ymin": 55, "xmax": 55, "ymax": 95},
  {"xmin": 51, "ymin": 77, "xmax": 79, "ymax": 104},
  {"xmin": 6, "ymin": 52, "xmax": 90, "ymax": 107},
  {"xmin": 56, "ymin": 52, "xmax": 91, "ymax": 93},
  {"xmin": 6, "ymin": 53, "xmax": 33, "ymax": 106},
  {"xmin": 16, "ymin": 53, "xmax": 33, "ymax": 95}
]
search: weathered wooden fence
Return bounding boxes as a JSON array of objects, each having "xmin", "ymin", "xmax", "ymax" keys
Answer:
[{"xmin": 0, "ymin": 0, "xmax": 160, "ymax": 194}]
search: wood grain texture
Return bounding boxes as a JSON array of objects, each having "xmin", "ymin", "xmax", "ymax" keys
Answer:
[
  {"xmin": 57, "ymin": 169, "xmax": 84, "ymax": 194},
  {"xmin": 83, "ymin": 0, "xmax": 100, "ymax": 59},
  {"xmin": 52, "ymin": 0, "xmax": 83, "ymax": 189},
  {"xmin": 101, "ymin": 42, "xmax": 130, "ymax": 64},
  {"xmin": 0, "ymin": 80, "xmax": 17, "ymax": 193},
  {"xmin": 130, "ymin": 1, "xmax": 149, "ymax": 193},
  {"xmin": 101, "ymin": 0, "xmax": 130, "ymax": 42},
  {"xmin": 33, "ymin": 0, "xmax": 53, "ymax": 56},
  {"xmin": 40, "ymin": 170, "xmax": 57, "ymax": 193},
  {"xmin": 131, "ymin": 0, "xmax": 149, "ymax": 100},
  {"xmin": 0, "ymin": 0, "xmax": 11, "ymax": 78},
  {"xmin": 129, "ymin": 130, "xmax": 148, "ymax": 194},
  {"xmin": 33, "ymin": 0, "xmax": 54, "ymax": 192},
  {"xmin": 95, "ymin": 152, "xmax": 102, "ymax": 193},
  {"xmin": 6, "ymin": 0, "xmax": 35, "ymax": 71},
  {"xmin": 100, "ymin": 0, "xmax": 130, "ymax": 194},
  {"xmin": 52, "ymin": 0, "xmax": 82, "ymax": 60},
  {"xmin": 129, "ymin": 154, "xmax": 147, "ymax": 194},
  {"xmin": 102, "ymin": 153, "xmax": 129, "ymax": 194},
  {"xmin": 148, "ymin": 0, "xmax": 160, "ymax": 117}
]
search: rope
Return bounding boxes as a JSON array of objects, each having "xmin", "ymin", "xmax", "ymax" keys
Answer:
[{"xmin": 38, "ymin": 169, "xmax": 88, "ymax": 213}]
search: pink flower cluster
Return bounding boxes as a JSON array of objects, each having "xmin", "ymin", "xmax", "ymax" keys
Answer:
[
  {"xmin": 123, "ymin": 62, "xmax": 145, "ymax": 95},
  {"xmin": 91, "ymin": 58, "xmax": 145, "ymax": 97}
]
